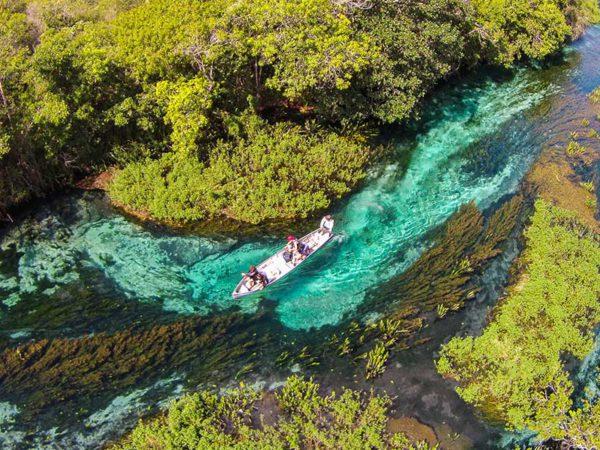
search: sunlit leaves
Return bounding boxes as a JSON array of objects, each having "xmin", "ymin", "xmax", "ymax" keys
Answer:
[
  {"xmin": 469, "ymin": 0, "xmax": 572, "ymax": 66},
  {"xmin": 109, "ymin": 113, "xmax": 371, "ymax": 223},
  {"xmin": 114, "ymin": 376, "xmax": 433, "ymax": 450}
]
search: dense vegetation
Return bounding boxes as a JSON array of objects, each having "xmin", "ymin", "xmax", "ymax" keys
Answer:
[
  {"xmin": 437, "ymin": 200, "xmax": 600, "ymax": 447},
  {"xmin": 0, "ymin": 0, "xmax": 598, "ymax": 223},
  {"xmin": 113, "ymin": 376, "xmax": 434, "ymax": 449}
]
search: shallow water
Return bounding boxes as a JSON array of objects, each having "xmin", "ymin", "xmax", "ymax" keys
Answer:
[{"xmin": 1, "ymin": 26, "xmax": 599, "ymax": 449}]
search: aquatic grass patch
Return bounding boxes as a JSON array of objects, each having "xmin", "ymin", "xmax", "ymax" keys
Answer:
[
  {"xmin": 0, "ymin": 311, "xmax": 272, "ymax": 421},
  {"xmin": 580, "ymin": 181, "xmax": 595, "ymax": 192},
  {"xmin": 362, "ymin": 342, "xmax": 389, "ymax": 380},
  {"xmin": 0, "ymin": 270, "xmax": 180, "ymax": 341},
  {"xmin": 367, "ymin": 194, "xmax": 525, "ymax": 315},
  {"xmin": 326, "ymin": 195, "xmax": 526, "ymax": 379},
  {"xmin": 565, "ymin": 140, "xmax": 587, "ymax": 156}
]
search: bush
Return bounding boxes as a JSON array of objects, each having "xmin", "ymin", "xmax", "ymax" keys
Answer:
[
  {"xmin": 113, "ymin": 376, "xmax": 435, "ymax": 450},
  {"xmin": 468, "ymin": 0, "xmax": 572, "ymax": 66},
  {"xmin": 436, "ymin": 200, "xmax": 600, "ymax": 444},
  {"xmin": 109, "ymin": 114, "xmax": 370, "ymax": 224}
]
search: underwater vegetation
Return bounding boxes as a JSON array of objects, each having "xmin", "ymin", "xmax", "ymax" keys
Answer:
[
  {"xmin": 0, "ymin": 310, "xmax": 272, "ymax": 422},
  {"xmin": 331, "ymin": 194, "xmax": 528, "ymax": 379},
  {"xmin": 112, "ymin": 375, "xmax": 437, "ymax": 450},
  {"xmin": 270, "ymin": 194, "xmax": 528, "ymax": 381}
]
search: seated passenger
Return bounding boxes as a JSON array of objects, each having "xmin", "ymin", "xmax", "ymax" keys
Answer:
[
  {"xmin": 298, "ymin": 241, "xmax": 311, "ymax": 256},
  {"xmin": 285, "ymin": 235, "xmax": 305, "ymax": 265},
  {"xmin": 241, "ymin": 265, "xmax": 266, "ymax": 290},
  {"xmin": 319, "ymin": 215, "xmax": 334, "ymax": 236}
]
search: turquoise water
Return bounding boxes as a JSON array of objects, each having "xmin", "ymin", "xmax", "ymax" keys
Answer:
[
  {"xmin": 1, "ymin": 26, "xmax": 599, "ymax": 449},
  {"xmin": 1, "ymin": 71, "xmax": 552, "ymax": 331}
]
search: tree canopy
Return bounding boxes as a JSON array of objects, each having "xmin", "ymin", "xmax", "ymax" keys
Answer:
[{"xmin": 0, "ymin": 0, "xmax": 597, "ymax": 223}]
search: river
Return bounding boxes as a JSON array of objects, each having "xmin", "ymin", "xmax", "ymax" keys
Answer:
[{"xmin": 1, "ymin": 26, "xmax": 599, "ymax": 450}]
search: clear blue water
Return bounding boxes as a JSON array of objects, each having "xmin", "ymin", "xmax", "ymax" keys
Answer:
[
  {"xmin": 1, "ymin": 70, "xmax": 552, "ymax": 331},
  {"xmin": 0, "ymin": 25, "xmax": 599, "ymax": 450}
]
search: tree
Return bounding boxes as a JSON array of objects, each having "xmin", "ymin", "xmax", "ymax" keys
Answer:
[{"xmin": 468, "ymin": 0, "xmax": 572, "ymax": 66}]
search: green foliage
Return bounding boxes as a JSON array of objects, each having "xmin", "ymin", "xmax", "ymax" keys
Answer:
[
  {"xmin": 155, "ymin": 77, "xmax": 214, "ymax": 155},
  {"xmin": 436, "ymin": 304, "xmax": 449, "ymax": 318},
  {"xmin": 565, "ymin": 140, "xmax": 586, "ymax": 156},
  {"xmin": 362, "ymin": 342, "xmax": 389, "ymax": 380},
  {"xmin": 468, "ymin": 0, "xmax": 572, "ymax": 66},
  {"xmin": 350, "ymin": 0, "xmax": 470, "ymax": 123},
  {"xmin": 580, "ymin": 181, "xmax": 594, "ymax": 192},
  {"xmin": 590, "ymin": 87, "xmax": 600, "ymax": 103},
  {"xmin": 109, "ymin": 114, "xmax": 370, "ymax": 223},
  {"xmin": 215, "ymin": 0, "xmax": 376, "ymax": 102},
  {"xmin": 114, "ymin": 376, "xmax": 428, "ymax": 449},
  {"xmin": 437, "ymin": 200, "xmax": 600, "ymax": 443},
  {"xmin": 562, "ymin": 398, "xmax": 600, "ymax": 448},
  {"xmin": 0, "ymin": 0, "xmax": 597, "ymax": 220}
]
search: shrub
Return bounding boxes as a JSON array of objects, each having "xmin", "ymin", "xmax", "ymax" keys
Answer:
[
  {"xmin": 113, "ymin": 376, "xmax": 432, "ymax": 449},
  {"xmin": 437, "ymin": 201, "xmax": 600, "ymax": 443},
  {"xmin": 109, "ymin": 114, "xmax": 371, "ymax": 224}
]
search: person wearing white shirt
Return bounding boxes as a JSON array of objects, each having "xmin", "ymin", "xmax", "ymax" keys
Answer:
[{"xmin": 319, "ymin": 215, "xmax": 334, "ymax": 236}]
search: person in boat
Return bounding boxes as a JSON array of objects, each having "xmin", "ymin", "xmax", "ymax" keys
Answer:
[
  {"xmin": 282, "ymin": 236, "xmax": 295, "ymax": 264},
  {"xmin": 319, "ymin": 214, "xmax": 334, "ymax": 236},
  {"xmin": 241, "ymin": 265, "xmax": 266, "ymax": 290},
  {"xmin": 284, "ymin": 235, "xmax": 306, "ymax": 265}
]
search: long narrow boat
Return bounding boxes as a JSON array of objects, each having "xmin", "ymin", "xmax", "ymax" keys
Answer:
[{"xmin": 232, "ymin": 228, "xmax": 334, "ymax": 299}]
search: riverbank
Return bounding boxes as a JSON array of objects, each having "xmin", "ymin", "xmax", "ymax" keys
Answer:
[{"xmin": 436, "ymin": 71, "xmax": 599, "ymax": 448}]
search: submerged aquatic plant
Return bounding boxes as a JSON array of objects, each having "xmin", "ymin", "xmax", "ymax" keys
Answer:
[
  {"xmin": 566, "ymin": 140, "xmax": 586, "ymax": 156},
  {"xmin": 337, "ymin": 336, "xmax": 353, "ymax": 357},
  {"xmin": 363, "ymin": 342, "xmax": 390, "ymax": 380},
  {"xmin": 580, "ymin": 181, "xmax": 595, "ymax": 193},
  {"xmin": 324, "ymin": 195, "xmax": 527, "ymax": 382},
  {"xmin": 585, "ymin": 197, "xmax": 597, "ymax": 210},
  {"xmin": 0, "ymin": 311, "xmax": 271, "ymax": 418},
  {"xmin": 436, "ymin": 304, "xmax": 449, "ymax": 318},
  {"xmin": 375, "ymin": 318, "xmax": 404, "ymax": 348}
]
